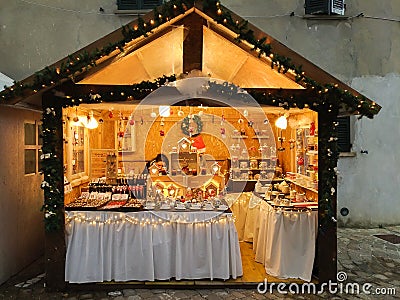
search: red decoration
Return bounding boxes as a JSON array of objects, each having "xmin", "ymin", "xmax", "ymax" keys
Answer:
[
  {"xmin": 310, "ymin": 122, "xmax": 315, "ymax": 136},
  {"xmin": 191, "ymin": 134, "xmax": 206, "ymax": 153},
  {"xmin": 159, "ymin": 130, "xmax": 165, "ymax": 136},
  {"xmin": 108, "ymin": 111, "xmax": 114, "ymax": 118},
  {"xmin": 129, "ymin": 119, "xmax": 135, "ymax": 125}
]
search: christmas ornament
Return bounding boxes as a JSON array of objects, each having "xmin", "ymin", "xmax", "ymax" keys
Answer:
[
  {"xmin": 159, "ymin": 130, "xmax": 165, "ymax": 136},
  {"xmin": 220, "ymin": 127, "xmax": 226, "ymax": 139},
  {"xmin": 310, "ymin": 121, "xmax": 316, "ymax": 136}
]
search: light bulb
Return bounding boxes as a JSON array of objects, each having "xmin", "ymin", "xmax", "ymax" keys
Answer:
[
  {"xmin": 84, "ymin": 111, "xmax": 98, "ymax": 129},
  {"xmin": 275, "ymin": 115, "xmax": 287, "ymax": 129}
]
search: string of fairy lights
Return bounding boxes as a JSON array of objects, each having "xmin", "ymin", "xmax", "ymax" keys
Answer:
[
  {"xmin": 64, "ymin": 208, "xmax": 314, "ymax": 228},
  {"xmin": 65, "ymin": 212, "xmax": 236, "ymax": 227},
  {"xmin": 12, "ymin": 0, "xmax": 378, "ymax": 233}
]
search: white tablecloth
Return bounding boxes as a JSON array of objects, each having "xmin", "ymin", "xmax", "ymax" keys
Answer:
[
  {"xmin": 65, "ymin": 210, "xmax": 242, "ymax": 283},
  {"xmin": 253, "ymin": 201, "xmax": 318, "ymax": 281}
]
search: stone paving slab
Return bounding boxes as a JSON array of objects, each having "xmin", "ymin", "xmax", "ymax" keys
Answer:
[{"xmin": 0, "ymin": 226, "xmax": 399, "ymax": 299}]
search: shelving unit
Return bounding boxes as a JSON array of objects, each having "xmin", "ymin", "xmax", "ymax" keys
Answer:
[
  {"xmin": 227, "ymin": 157, "xmax": 276, "ymax": 192},
  {"xmin": 295, "ymin": 127, "xmax": 318, "ymax": 178}
]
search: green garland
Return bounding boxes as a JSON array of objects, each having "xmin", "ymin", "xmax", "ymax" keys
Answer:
[{"xmin": 181, "ymin": 115, "xmax": 203, "ymax": 136}]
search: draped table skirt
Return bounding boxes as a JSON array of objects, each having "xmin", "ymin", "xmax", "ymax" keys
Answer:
[
  {"xmin": 253, "ymin": 201, "xmax": 318, "ymax": 281},
  {"xmin": 65, "ymin": 210, "xmax": 243, "ymax": 283}
]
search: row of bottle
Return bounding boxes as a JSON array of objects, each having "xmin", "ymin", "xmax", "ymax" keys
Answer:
[{"xmin": 88, "ymin": 176, "xmax": 148, "ymax": 199}]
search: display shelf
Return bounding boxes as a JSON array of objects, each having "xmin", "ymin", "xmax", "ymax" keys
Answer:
[
  {"xmin": 252, "ymin": 136, "xmax": 270, "ymax": 139},
  {"xmin": 306, "ymin": 150, "xmax": 318, "ymax": 155},
  {"xmin": 232, "ymin": 136, "xmax": 248, "ymax": 139},
  {"xmin": 285, "ymin": 178, "xmax": 318, "ymax": 193}
]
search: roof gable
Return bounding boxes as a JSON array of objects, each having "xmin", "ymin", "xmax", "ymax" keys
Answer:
[{"xmin": 0, "ymin": 0, "xmax": 380, "ymax": 117}]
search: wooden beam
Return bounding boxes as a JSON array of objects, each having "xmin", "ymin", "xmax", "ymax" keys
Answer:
[
  {"xmin": 43, "ymin": 91, "xmax": 67, "ymax": 291},
  {"xmin": 176, "ymin": 12, "xmax": 206, "ymax": 73},
  {"xmin": 316, "ymin": 112, "xmax": 338, "ymax": 283}
]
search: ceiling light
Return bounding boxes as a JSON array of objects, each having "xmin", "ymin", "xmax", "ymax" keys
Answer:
[{"xmin": 275, "ymin": 115, "xmax": 288, "ymax": 130}]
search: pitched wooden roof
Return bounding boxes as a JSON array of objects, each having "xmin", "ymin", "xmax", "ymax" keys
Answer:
[{"xmin": 0, "ymin": 0, "xmax": 380, "ymax": 117}]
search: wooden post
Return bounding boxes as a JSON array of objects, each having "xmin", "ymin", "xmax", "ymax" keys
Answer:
[
  {"xmin": 43, "ymin": 92, "xmax": 67, "ymax": 291},
  {"xmin": 316, "ymin": 111, "xmax": 338, "ymax": 283},
  {"xmin": 178, "ymin": 12, "xmax": 206, "ymax": 73}
]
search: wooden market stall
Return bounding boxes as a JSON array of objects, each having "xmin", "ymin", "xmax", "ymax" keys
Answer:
[{"xmin": 0, "ymin": 0, "xmax": 380, "ymax": 291}]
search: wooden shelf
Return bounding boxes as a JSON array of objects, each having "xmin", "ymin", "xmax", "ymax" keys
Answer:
[
  {"xmin": 285, "ymin": 178, "xmax": 318, "ymax": 193},
  {"xmin": 252, "ymin": 136, "xmax": 270, "ymax": 139},
  {"xmin": 306, "ymin": 150, "xmax": 318, "ymax": 155},
  {"xmin": 232, "ymin": 136, "xmax": 248, "ymax": 139}
]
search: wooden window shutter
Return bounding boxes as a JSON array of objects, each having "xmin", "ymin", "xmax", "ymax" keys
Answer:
[
  {"xmin": 336, "ymin": 116, "xmax": 351, "ymax": 152},
  {"xmin": 142, "ymin": 0, "xmax": 162, "ymax": 10},
  {"xmin": 305, "ymin": 0, "xmax": 345, "ymax": 15},
  {"xmin": 117, "ymin": 0, "xmax": 162, "ymax": 10},
  {"xmin": 305, "ymin": 0, "xmax": 329, "ymax": 14},
  {"xmin": 117, "ymin": 0, "xmax": 139, "ymax": 10}
]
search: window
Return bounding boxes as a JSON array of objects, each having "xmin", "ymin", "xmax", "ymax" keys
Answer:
[
  {"xmin": 24, "ymin": 122, "xmax": 42, "ymax": 175},
  {"xmin": 336, "ymin": 116, "xmax": 351, "ymax": 152},
  {"xmin": 305, "ymin": 0, "xmax": 345, "ymax": 16},
  {"xmin": 117, "ymin": 0, "xmax": 163, "ymax": 10}
]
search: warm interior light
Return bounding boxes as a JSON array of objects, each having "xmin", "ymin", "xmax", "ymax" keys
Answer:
[
  {"xmin": 80, "ymin": 111, "xmax": 98, "ymax": 129},
  {"xmin": 275, "ymin": 115, "xmax": 287, "ymax": 130}
]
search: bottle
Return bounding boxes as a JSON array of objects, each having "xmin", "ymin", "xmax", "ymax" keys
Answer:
[{"xmin": 255, "ymin": 180, "xmax": 262, "ymax": 193}]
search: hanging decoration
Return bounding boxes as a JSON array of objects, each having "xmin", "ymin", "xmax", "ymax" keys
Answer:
[
  {"xmin": 181, "ymin": 114, "xmax": 203, "ymax": 136},
  {"xmin": 220, "ymin": 127, "xmax": 226, "ymax": 138}
]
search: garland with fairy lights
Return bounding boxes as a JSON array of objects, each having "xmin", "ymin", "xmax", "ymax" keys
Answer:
[
  {"xmin": 13, "ymin": 0, "xmax": 378, "ymax": 232},
  {"xmin": 0, "ymin": 0, "xmax": 380, "ymax": 118}
]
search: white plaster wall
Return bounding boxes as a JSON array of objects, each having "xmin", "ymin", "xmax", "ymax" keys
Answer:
[
  {"xmin": 337, "ymin": 74, "xmax": 400, "ymax": 227},
  {"xmin": 0, "ymin": 106, "xmax": 44, "ymax": 284},
  {"xmin": 0, "ymin": 0, "xmax": 135, "ymax": 81}
]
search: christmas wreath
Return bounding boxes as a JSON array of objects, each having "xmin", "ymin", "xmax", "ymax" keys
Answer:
[{"xmin": 181, "ymin": 114, "xmax": 203, "ymax": 136}]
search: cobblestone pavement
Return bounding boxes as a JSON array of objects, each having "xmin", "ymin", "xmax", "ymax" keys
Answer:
[{"xmin": 0, "ymin": 226, "xmax": 399, "ymax": 299}]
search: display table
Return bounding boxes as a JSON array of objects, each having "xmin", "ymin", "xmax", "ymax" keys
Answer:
[
  {"xmin": 65, "ymin": 210, "xmax": 242, "ymax": 283},
  {"xmin": 253, "ymin": 201, "xmax": 318, "ymax": 281}
]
